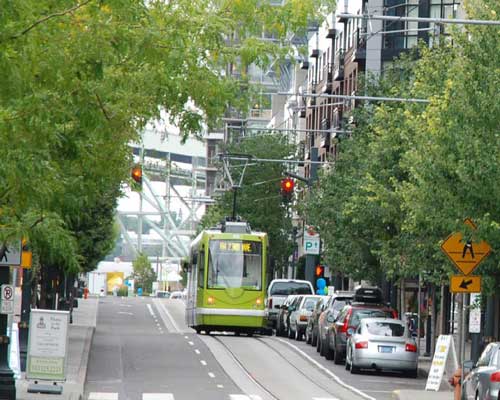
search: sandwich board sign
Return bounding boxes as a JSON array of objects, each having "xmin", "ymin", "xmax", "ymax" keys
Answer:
[
  {"xmin": 27, "ymin": 309, "xmax": 69, "ymax": 381},
  {"xmin": 425, "ymin": 335, "xmax": 458, "ymax": 391}
]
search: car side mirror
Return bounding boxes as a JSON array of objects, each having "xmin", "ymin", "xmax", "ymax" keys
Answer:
[
  {"xmin": 347, "ymin": 328, "xmax": 355, "ymax": 336},
  {"xmin": 463, "ymin": 360, "xmax": 474, "ymax": 373},
  {"xmin": 327, "ymin": 314, "xmax": 335, "ymax": 323}
]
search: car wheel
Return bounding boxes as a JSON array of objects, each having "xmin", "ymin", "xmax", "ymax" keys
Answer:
[
  {"xmin": 316, "ymin": 335, "xmax": 321, "ymax": 352},
  {"xmin": 305, "ymin": 328, "xmax": 311, "ymax": 344},
  {"xmin": 312, "ymin": 330, "xmax": 318, "ymax": 347},
  {"xmin": 345, "ymin": 348, "xmax": 351, "ymax": 370},
  {"xmin": 288, "ymin": 326, "xmax": 294, "ymax": 339},
  {"xmin": 325, "ymin": 342, "xmax": 334, "ymax": 360},
  {"xmin": 295, "ymin": 327, "xmax": 302, "ymax": 341},
  {"xmin": 333, "ymin": 337, "xmax": 343, "ymax": 365},
  {"xmin": 406, "ymin": 368, "xmax": 418, "ymax": 378},
  {"xmin": 350, "ymin": 360, "xmax": 360, "ymax": 374},
  {"xmin": 320, "ymin": 335, "xmax": 327, "ymax": 357}
]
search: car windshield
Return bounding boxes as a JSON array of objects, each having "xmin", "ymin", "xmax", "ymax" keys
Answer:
[
  {"xmin": 332, "ymin": 300, "xmax": 348, "ymax": 312},
  {"xmin": 303, "ymin": 298, "xmax": 320, "ymax": 311},
  {"xmin": 208, "ymin": 240, "xmax": 262, "ymax": 290},
  {"xmin": 365, "ymin": 321, "xmax": 405, "ymax": 337},
  {"xmin": 270, "ymin": 282, "xmax": 312, "ymax": 295},
  {"xmin": 351, "ymin": 309, "xmax": 393, "ymax": 327}
]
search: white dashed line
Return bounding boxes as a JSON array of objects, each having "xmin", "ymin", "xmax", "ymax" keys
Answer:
[
  {"xmin": 88, "ymin": 393, "xmax": 119, "ymax": 400},
  {"xmin": 142, "ymin": 394, "xmax": 175, "ymax": 400},
  {"xmin": 208, "ymin": 372, "xmax": 215, "ymax": 378},
  {"xmin": 217, "ymin": 384, "xmax": 224, "ymax": 389},
  {"xmin": 188, "ymin": 341, "xmax": 194, "ymax": 346},
  {"xmin": 200, "ymin": 360, "xmax": 207, "ymax": 366},
  {"xmin": 194, "ymin": 349, "xmax": 200, "ymax": 355},
  {"xmin": 184, "ymin": 336, "xmax": 189, "ymax": 339}
]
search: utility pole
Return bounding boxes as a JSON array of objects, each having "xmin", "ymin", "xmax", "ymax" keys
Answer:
[{"xmin": 19, "ymin": 267, "xmax": 31, "ymax": 371}]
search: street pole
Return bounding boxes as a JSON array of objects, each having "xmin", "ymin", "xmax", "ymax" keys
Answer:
[
  {"xmin": 417, "ymin": 273, "xmax": 422, "ymax": 354},
  {"xmin": 0, "ymin": 257, "xmax": 16, "ymax": 399}
]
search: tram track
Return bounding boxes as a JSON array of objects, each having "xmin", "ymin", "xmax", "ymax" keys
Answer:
[{"xmin": 211, "ymin": 334, "xmax": 362, "ymax": 400}]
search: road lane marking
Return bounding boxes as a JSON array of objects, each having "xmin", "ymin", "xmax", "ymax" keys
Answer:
[
  {"xmin": 188, "ymin": 341, "xmax": 194, "ymax": 346},
  {"xmin": 88, "ymin": 393, "xmax": 118, "ymax": 400},
  {"xmin": 118, "ymin": 311, "xmax": 134, "ymax": 315},
  {"xmin": 142, "ymin": 394, "xmax": 175, "ymax": 400},
  {"xmin": 194, "ymin": 349, "xmax": 200, "ymax": 354},
  {"xmin": 313, "ymin": 398, "xmax": 339, "ymax": 400},
  {"xmin": 200, "ymin": 360, "xmax": 207, "ymax": 366},
  {"xmin": 208, "ymin": 372, "xmax": 215, "ymax": 378},
  {"xmin": 154, "ymin": 299, "xmax": 181, "ymax": 333},
  {"xmin": 147, "ymin": 304, "xmax": 155, "ymax": 317},
  {"xmin": 275, "ymin": 338, "xmax": 376, "ymax": 400},
  {"xmin": 229, "ymin": 396, "xmax": 263, "ymax": 400},
  {"xmin": 184, "ymin": 336, "xmax": 188, "ymax": 339},
  {"xmin": 217, "ymin": 384, "xmax": 224, "ymax": 389}
]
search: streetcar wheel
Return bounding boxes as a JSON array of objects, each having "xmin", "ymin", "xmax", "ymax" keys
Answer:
[
  {"xmin": 247, "ymin": 332, "xmax": 253, "ymax": 337},
  {"xmin": 195, "ymin": 328, "xmax": 201, "ymax": 334}
]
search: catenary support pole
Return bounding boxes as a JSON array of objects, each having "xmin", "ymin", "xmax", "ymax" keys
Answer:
[{"xmin": 19, "ymin": 267, "xmax": 31, "ymax": 371}]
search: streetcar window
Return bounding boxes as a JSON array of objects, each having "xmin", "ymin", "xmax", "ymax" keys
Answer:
[
  {"xmin": 198, "ymin": 251, "xmax": 205, "ymax": 288},
  {"xmin": 207, "ymin": 240, "xmax": 262, "ymax": 290}
]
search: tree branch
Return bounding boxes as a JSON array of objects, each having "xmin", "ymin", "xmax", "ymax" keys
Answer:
[
  {"xmin": 11, "ymin": 0, "xmax": 93, "ymax": 39},
  {"xmin": 95, "ymin": 93, "xmax": 111, "ymax": 121}
]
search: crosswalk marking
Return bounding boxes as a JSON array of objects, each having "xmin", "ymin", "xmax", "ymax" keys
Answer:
[
  {"xmin": 142, "ymin": 394, "xmax": 175, "ymax": 400},
  {"xmin": 229, "ymin": 396, "xmax": 263, "ymax": 400},
  {"xmin": 88, "ymin": 393, "xmax": 119, "ymax": 400}
]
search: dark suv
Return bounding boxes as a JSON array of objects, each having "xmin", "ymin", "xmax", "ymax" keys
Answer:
[{"xmin": 321, "ymin": 287, "xmax": 397, "ymax": 364}]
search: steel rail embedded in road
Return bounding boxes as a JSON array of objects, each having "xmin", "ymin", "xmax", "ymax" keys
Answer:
[{"xmin": 211, "ymin": 336, "xmax": 280, "ymax": 400}]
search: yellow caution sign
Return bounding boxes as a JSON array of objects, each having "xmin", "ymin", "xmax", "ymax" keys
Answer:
[{"xmin": 450, "ymin": 275, "xmax": 481, "ymax": 293}]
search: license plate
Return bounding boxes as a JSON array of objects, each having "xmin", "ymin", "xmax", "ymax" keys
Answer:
[{"xmin": 379, "ymin": 346, "xmax": 394, "ymax": 353}]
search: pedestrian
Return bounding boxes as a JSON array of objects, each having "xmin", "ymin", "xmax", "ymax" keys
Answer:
[{"xmin": 448, "ymin": 367, "xmax": 462, "ymax": 400}]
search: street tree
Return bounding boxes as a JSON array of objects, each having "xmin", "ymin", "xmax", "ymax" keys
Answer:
[{"xmin": 131, "ymin": 253, "xmax": 156, "ymax": 294}]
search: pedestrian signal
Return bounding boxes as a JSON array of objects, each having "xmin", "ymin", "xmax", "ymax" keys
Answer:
[{"xmin": 315, "ymin": 265, "xmax": 324, "ymax": 277}]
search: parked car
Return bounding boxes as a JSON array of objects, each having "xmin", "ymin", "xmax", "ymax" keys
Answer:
[
  {"xmin": 345, "ymin": 318, "xmax": 418, "ymax": 377},
  {"xmin": 276, "ymin": 295, "xmax": 300, "ymax": 337},
  {"xmin": 305, "ymin": 295, "xmax": 331, "ymax": 345},
  {"xmin": 282, "ymin": 295, "xmax": 304, "ymax": 338},
  {"xmin": 266, "ymin": 279, "xmax": 314, "ymax": 329},
  {"xmin": 316, "ymin": 292, "xmax": 354, "ymax": 349},
  {"xmin": 155, "ymin": 290, "xmax": 171, "ymax": 298},
  {"xmin": 170, "ymin": 291, "xmax": 185, "ymax": 300},
  {"xmin": 288, "ymin": 295, "xmax": 322, "ymax": 341},
  {"xmin": 462, "ymin": 342, "xmax": 500, "ymax": 400},
  {"xmin": 322, "ymin": 287, "xmax": 397, "ymax": 364}
]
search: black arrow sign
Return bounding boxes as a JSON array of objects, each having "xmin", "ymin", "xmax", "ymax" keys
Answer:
[{"xmin": 460, "ymin": 279, "xmax": 473, "ymax": 289}]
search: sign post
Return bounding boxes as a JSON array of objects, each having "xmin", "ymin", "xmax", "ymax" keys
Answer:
[{"xmin": 27, "ymin": 309, "xmax": 69, "ymax": 394}]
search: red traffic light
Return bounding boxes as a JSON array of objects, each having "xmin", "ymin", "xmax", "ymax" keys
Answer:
[
  {"xmin": 315, "ymin": 265, "xmax": 324, "ymax": 277},
  {"xmin": 131, "ymin": 165, "xmax": 142, "ymax": 183},
  {"xmin": 281, "ymin": 177, "xmax": 295, "ymax": 193}
]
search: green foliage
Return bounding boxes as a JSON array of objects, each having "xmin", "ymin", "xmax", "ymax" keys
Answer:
[
  {"xmin": 131, "ymin": 253, "xmax": 156, "ymax": 293},
  {"xmin": 0, "ymin": 0, "xmax": 332, "ymax": 278},
  {"xmin": 304, "ymin": 1, "xmax": 500, "ymax": 291},
  {"xmin": 201, "ymin": 134, "xmax": 296, "ymax": 274}
]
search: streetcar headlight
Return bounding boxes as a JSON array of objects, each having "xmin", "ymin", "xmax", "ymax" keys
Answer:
[
  {"xmin": 207, "ymin": 296, "xmax": 215, "ymax": 305},
  {"xmin": 255, "ymin": 298, "xmax": 262, "ymax": 306}
]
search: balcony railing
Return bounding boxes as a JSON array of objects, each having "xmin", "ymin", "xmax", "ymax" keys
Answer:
[
  {"xmin": 351, "ymin": 28, "xmax": 366, "ymax": 62},
  {"xmin": 248, "ymin": 108, "xmax": 272, "ymax": 120},
  {"xmin": 333, "ymin": 50, "xmax": 345, "ymax": 81},
  {"xmin": 318, "ymin": 63, "xmax": 333, "ymax": 93}
]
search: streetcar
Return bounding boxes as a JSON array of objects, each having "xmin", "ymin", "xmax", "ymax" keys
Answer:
[{"xmin": 185, "ymin": 220, "xmax": 268, "ymax": 335}]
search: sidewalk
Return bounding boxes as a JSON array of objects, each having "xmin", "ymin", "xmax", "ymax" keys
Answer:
[
  {"xmin": 15, "ymin": 295, "xmax": 99, "ymax": 400},
  {"xmin": 392, "ymin": 339, "xmax": 471, "ymax": 400}
]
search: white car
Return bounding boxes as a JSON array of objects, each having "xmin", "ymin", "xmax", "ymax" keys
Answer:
[
  {"xmin": 288, "ymin": 295, "xmax": 323, "ymax": 341},
  {"xmin": 170, "ymin": 291, "xmax": 185, "ymax": 300}
]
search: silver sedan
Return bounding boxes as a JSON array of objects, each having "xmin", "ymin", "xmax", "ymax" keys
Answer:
[
  {"xmin": 345, "ymin": 318, "xmax": 418, "ymax": 377},
  {"xmin": 462, "ymin": 342, "xmax": 500, "ymax": 400}
]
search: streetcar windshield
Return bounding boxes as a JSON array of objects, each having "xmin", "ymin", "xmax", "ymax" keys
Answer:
[{"xmin": 207, "ymin": 240, "xmax": 262, "ymax": 290}]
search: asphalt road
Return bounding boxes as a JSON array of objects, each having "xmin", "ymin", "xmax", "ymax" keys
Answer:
[{"xmin": 84, "ymin": 297, "xmax": 426, "ymax": 400}]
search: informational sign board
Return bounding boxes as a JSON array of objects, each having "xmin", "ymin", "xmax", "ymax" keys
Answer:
[
  {"xmin": 0, "ymin": 284, "xmax": 14, "ymax": 314},
  {"xmin": 441, "ymin": 218, "xmax": 491, "ymax": 276},
  {"xmin": 469, "ymin": 293, "xmax": 481, "ymax": 334},
  {"xmin": 425, "ymin": 335, "xmax": 458, "ymax": 391},
  {"xmin": 0, "ymin": 241, "xmax": 22, "ymax": 266},
  {"xmin": 27, "ymin": 309, "xmax": 69, "ymax": 381},
  {"xmin": 450, "ymin": 275, "xmax": 481, "ymax": 293},
  {"xmin": 303, "ymin": 226, "xmax": 320, "ymax": 255}
]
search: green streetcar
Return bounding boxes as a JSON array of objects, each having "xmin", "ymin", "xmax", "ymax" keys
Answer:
[{"xmin": 185, "ymin": 220, "xmax": 269, "ymax": 335}]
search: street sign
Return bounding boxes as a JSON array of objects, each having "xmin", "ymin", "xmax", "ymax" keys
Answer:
[
  {"xmin": 469, "ymin": 293, "xmax": 481, "ymax": 333},
  {"xmin": 441, "ymin": 220, "xmax": 491, "ymax": 275},
  {"xmin": 450, "ymin": 275, "xmax": 481, "ymax": 293},
  {"xmin": 304, "ymin": 226, "xmax": 320, "ymax": 255},
  {"xmin": 1, "ymin": 284, "xmax": 14, "ymax": 315},
  {"xmin": 0, "ymin": 241, "xmax": 22, "ymax": 266}
]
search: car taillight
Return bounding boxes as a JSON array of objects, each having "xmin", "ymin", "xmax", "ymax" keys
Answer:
[
  {"xmin": 392, "ymin": 310, "xmax": 398, "ymax": 319},
  {"xmin": 405, "ymin": 343, "xmax": 417, "ymax": 352},
  {"xmin": 490, "ymin": 371, "xmax": 500, "ymax": 382},
  {"xmin": 300, "ymin": 315, "xmax": 308, "ymax": 321},
  {"xmin": 340, "ymin": 312, "xmax": 351, "ymax": 333},
  {"xmin": 268, "ymin": 299, "xmax": 272, "ymax": 309},
  {"xmin": 355, "ymin": 341, "xmax": 368, "ymax": 349}
]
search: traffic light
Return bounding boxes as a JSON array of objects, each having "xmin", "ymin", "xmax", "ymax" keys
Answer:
[
  {"xmin": 131, "ymin": 164, "xmax": 143, "ymax": 191},
  {"xmin": 280, "ymin": 177, "xmax": 295, "ymax": 201},
  {"xmin": 315, "ymin": 265, "xmax": 327, "ymax": 295},
  {"xmin": 315, "ymin": 265, "xmax": 324, "ymax": 278}
]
